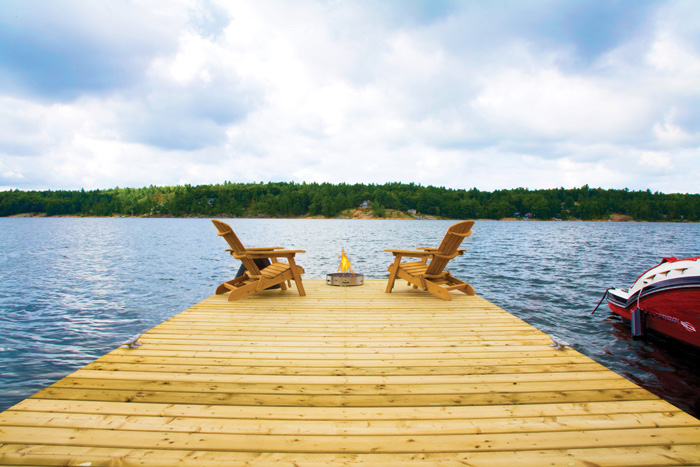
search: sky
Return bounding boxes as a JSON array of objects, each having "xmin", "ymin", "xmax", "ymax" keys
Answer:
[{"xmin": 0, "ymin": 0, "xmax": 699, "ymax": 194}]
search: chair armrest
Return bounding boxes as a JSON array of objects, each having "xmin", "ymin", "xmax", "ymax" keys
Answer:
[
  {"xmin": 227, "ymin": 248, "xmax": 284, "ymax": 254},
  {"xmin": 416, "ymin": 247, "xmax": 465, "ymax": 253},
  {"xmin": 248, "ymin": 250, "xmax": 305, "ymax": 259},
  {"xmin": 384, "ymin": 249, "xmax": 433, "ymax": 258},
  {"xmin": 449, "ymin": 231, "xmax": 473, "ymax": 238},
  {"xmin": 226, "ymin": 246, "xmax": 284, "ymax": 253},
  {"xmin": 433, "ymin": 251, "xmax": 463, "ymax": 260}
]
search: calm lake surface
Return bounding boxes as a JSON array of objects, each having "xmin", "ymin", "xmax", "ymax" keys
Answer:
[{"xmin": 1, "ymin": 218, "xmax": 699, "ymax": 416}]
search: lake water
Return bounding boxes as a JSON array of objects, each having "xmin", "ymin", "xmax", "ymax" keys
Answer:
[{"xmin": 1, "ymin": 218, "xmax": 699, "ymax": 417}]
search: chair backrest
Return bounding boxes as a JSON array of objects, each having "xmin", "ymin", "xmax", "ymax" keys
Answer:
[
  {"xmin": 425, "ymin": 220, "xmax": 474, "ymax": 275},
  {"xmin": 212, "ymin": 219, "xmax": 262, "ymax": 275}
]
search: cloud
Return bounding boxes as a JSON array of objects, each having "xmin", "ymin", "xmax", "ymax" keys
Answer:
[
  {"xmin": 641, "ymin": 150, "xmax": 674, "ymax": 171},
  {"xmin": 0, "ymin": 1, "xmax": 192, "ymax": 100},
  {"xmin": 653, "ymin": 111, "xmax": 696, "ymax": 146},
  {"xmin": 471, "ymin": 66, "xmax": 651, "ymax": 142},
  {"xmin": 115, "ymin": 68, "xmax": 256, "ymax": 151},
  {"xmin": 0, "ymin": 0, "xmax": 699, "ymax": 193}
]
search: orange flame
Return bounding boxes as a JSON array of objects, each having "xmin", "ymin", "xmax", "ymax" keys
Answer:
[{"xmin": 337, "ymin": 248, "xmax": 354, "ymax": 275}]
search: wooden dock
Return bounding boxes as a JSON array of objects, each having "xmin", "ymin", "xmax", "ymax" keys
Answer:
[{"xmin": 1, "ymin": 279, "xmax": 699, "ymax": 466}]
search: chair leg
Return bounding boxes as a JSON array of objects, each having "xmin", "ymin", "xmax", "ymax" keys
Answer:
[
  {"xmin": 423, "ymin": 279, "xmax": 452, "ymax": 301},
  {"xmin": 462, "ymin": 282, "xmax": 475, "ymax": 295},
  {"xmin": 226, "ymin": 281, "xmax": 262, "ymax": 301},
  {"xmin": 419, "ymin": 275, "xmax": 428, "ymax": 291},
  {"xmin": 385, "ymin": 257, "xmax": 402, "ymax": 293},
  {"xmin": 288, "ymin": 258, "xmax": 306, "ymax": 296},
  {"xmin": 216, "ymin": 276, "xmax": 248, "ymax": 295},
  {"xmin": 443, "ymin": 276, "xmax": 475, "ymax": 296}
]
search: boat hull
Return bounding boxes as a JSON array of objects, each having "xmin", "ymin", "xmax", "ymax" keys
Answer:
[{"xmin": 607, "ymin": 279, "xmax": 700, "ymax": 348}]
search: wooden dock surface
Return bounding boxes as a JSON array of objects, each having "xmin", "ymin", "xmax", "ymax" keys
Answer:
[{"xmin": 1, "ymin": 279, "xmax": 699, "ymax": 466}]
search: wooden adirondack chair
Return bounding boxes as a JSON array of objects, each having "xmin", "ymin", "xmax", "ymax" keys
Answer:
[
  {"xmin": 212, "ymin": 220, "xmax": 306, "ymax": 301},
  {"xmin": 385, "ymin": 220, "xmax": 475, "ymax": 300}
]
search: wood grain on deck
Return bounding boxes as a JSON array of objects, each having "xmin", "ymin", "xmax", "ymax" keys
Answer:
[{"xmin": 1, "ymin": 280, "xmax": 698, "ymax": 466}]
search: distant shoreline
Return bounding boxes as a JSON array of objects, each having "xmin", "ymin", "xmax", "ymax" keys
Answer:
[
  {"xmin": 6, "ymin": 212, "xmax": 697, "ymax": 223},
  {"xmin": 3, "ymin": 183, "xmax": 698, "ymax": 222}
]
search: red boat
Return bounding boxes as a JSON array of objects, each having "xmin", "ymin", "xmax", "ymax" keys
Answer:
[{"xmin": 606, "ymin": 257, "xmax": 700, "ymax": 348}]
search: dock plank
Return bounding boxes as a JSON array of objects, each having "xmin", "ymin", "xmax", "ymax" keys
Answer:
[{"xmin": 1, "ymin": 279, "xmax": 699, "ymax": 466}]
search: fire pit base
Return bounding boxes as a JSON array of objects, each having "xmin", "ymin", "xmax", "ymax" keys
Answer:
[{"xmin": 326, "ymin": 273, "xmax": 364, "ymax": 286}]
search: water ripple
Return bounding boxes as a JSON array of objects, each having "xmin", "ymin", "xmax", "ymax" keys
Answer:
[{"xmin": 0, "ymin": 218, "xmax": 698, "ymax": 416}]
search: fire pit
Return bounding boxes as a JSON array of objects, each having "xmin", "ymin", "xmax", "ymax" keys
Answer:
[
  {"xmin": 326, "ymin": 272, "xmax": 364, "ymax": 286},
  {"xmin": 326, "ymin": 248, "xmax": 364, "ymax": 286}
]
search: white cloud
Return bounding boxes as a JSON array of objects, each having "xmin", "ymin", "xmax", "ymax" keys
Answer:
[
  {"xmin": 640, "ymin": 151, "xmax": 674, "ymax": 171},
  {"xmin": 0, "ymin": 0, "xmax": 699, "ymax": 193},
  {"xmin": 653, "ymin": 115, "xmax": 695, "ymax": 146},
  {"xmin": 471, "ymin": 67, "xmax": 650, "ymax": 141},
  {"xmin": 165, "ymin": 33, "xmax": 215, "ymax": 85}
]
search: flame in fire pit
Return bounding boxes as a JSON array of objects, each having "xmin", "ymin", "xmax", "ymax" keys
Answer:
[{"xmin": 337, "ymin": 248, "xmax": 355, "ymax": 275}]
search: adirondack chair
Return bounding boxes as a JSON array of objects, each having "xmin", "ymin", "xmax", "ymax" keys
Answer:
[
  {"xmin": 385, "ymin": 220, "xmax": 475, "ymax": 300},
  {"xmin": 212, "ymin": 220, "xmax": 306, "ymax": 301}
]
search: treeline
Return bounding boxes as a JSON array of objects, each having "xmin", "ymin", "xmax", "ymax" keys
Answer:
[{"xmin": 1, "ymin": 182, "xmax": 699, "ymax": 221}]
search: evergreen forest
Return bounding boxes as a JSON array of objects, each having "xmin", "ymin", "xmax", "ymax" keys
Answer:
[{"xmin": 1, "ymin": 182, "xmax": 699, "ymax": 221}]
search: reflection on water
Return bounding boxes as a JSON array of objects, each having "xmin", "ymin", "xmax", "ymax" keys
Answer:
[{"xmin": 0, "ymin": 218, "xmax": 699, "ymax": 417}]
